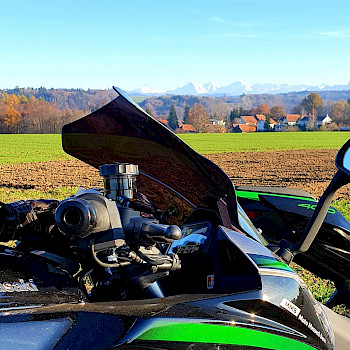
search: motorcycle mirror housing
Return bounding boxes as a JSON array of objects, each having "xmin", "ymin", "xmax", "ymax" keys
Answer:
[{"xmin": 335, "ymin": 138, "xmax": 350, "ymax": 177}]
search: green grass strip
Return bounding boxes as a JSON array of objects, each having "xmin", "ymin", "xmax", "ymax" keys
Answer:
[
  {"xmin": 0, "ymin": 134, "xmax": 70, "ymax": 164},
  {"xmin": 0, "ymin": 132, "xmax": 348, "ymax": 164},
  {"xmin": 0, "ymin": 187, "xmax": 79, "ymax": 202},
  {"xmin": 138, "ymin": 321, "xmax": 315, "ymax": 349},
  {"xmin": 179, "ymin": 131, "xmax": 350, "ymax": 154}
]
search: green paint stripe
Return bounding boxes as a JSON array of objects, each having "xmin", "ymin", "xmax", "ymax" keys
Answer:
[
  {"xmin": 252, "ymin": 257, "xmax": 295, "ymax": 273},
  {"xmin": 138, "ymin": 322, "xmax": 315, "ymax": 349},
  {"xmin": 236, "ymin": 190, "xmax": 315, "ymax": 202},
  {"xmin": 249, "ymin": 254, "xmax": 295, "ymax": 273}
]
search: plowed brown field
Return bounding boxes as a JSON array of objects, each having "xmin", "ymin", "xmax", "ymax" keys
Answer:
[{"xmin": 0, "ymin": 149, "xmax": 348, "ymax": 201}]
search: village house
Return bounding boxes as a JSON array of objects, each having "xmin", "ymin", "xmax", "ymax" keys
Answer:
[
  {"xmin": 232, "ymin": 124, "xmax": 256, "ymax": 133},
  {"xmin": 297, "ymin": 114, "xmax": 332, "ymax": 129},
  {"xmin": 158, "ymin": 118, "xmax": 169, "ymax": 127},
  {"xmin": 255, "ymin": 114, "xmax": 266, "ymax": 121},
  {"xmin": 205, "ymin": 124, "xmax": 226, "ymax": 133},
  {"xmin": 280, "ymin": 114, "xmax": 301, "ymax": 126},
  {"xmin": 256, "ymin": 116, "xmax": 278, "ymax": 132},
  {"xmin": 178, "ymin": 123, "xmax": 196, "ymax": 133},
  {"xmin": 210, "ymin": 118, "xmax": 226, "ymax": 127},
  {"xmin": 239, "ymin": 116, "xmax": 258, "ymax": 126}
]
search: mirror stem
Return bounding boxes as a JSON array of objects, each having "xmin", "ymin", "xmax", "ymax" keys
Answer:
[{"xmin": 293, "ymin": 170, "xmax": 348, "ymax": 254}]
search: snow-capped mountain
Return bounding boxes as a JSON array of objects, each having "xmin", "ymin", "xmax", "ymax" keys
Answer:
[
  {"xmin": 203, "ymin": 81, "xmax": 220, "ymax": 94},
  {"xmin": 215, "ymin": 81, "xmax": 253, "ymax": 95},
  {"xmin": 127, "ymin": 81, "xmax": 350, "ymax": 97},
  {"xmin": 166, "ymin": 82, "xmax": 208, "ymax": 95},
  {"xmin": 128, "ymin": 85, "xmax": 166, "ymax": 95}
]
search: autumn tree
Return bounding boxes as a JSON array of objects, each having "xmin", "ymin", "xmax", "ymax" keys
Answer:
[
  {"xmin": 211, "ymin": 102, "xmax": 231, "ymax": 121},
  {"xmin": 3, "ymin": 105, "xmax": 21, "ymax": 132},
  {"xmin": 18, "ymin": 94, "xmax": 28, "ymax": 103},
  {"xmin": 248, "ymin": 104, "xmax": 270, "ymax": 116},
  {"xmin": 331, "ymin": 99, "xmax": 348, "ymax": 125},
  {"xmin": 0, "ymin": 94, "xmax": 21, "ymax": 132},
  {"xmin": 0, "ymin": 92, "xmax": 10, "ymax": 104},
  {"xmin": 343, "ymin": 102, "xmax": 350, "ymax": 126},
  {"xmin": 260, "ymin": 104, "xmax": 270, "ymax": 116},
  {"xmin": 299, "ymin": 93, "xmax": 323, "ymax": 129},
  {"xmin": 301, "ymin": 93, "xmax": 323, "ymax": 116},
  {"xmin": 167, "ymin": 105, "xmax": 179, "ymax": 130},
  {"xmin": 188, "ymin": 103, "xmax": 210, "ymax": 133},
  {"xmin": 270, "ymin": 105, "xmax": 286, "ymax": 122},
  {"xmin": 249, "ymin": 106, "xmax": 262, "ymax": 116}
]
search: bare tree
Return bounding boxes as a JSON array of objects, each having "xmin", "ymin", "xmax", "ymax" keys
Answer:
[{"xmin": 188, "ymin": 103, "xmax": 210, "ymax": 133}]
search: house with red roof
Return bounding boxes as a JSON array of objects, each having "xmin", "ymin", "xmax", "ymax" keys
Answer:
[
  {"xmin": 255, "ymin": 114, "xmax": 266, "ymax": 121},
  {"xmin": 178, "ymin": 124, "xmax": 196, "ymax": 133},
  {"xmin": 239, "ymin": 116, "xmax": 258, "ymax": 126},
  {"xmin": 280, "ymin": 114, "xmax": 301, "ymax": 126},
  {"xmin": 158, "ymin": 118, "xmax": 169, "ymax": 127},
  {"xmin": 256, "ymin": 116, "xmax": 277, "ymax": 131},
  {"xmin": 232, "ymin": 124, "xmax": 256, "ymax": 133}
]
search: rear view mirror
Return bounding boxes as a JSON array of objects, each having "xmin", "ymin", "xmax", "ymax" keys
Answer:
[
  {"xmin": 287, "ymin": 138, "xmax": 350, "ymax": 258},
  {"xmin": 335, "ymin": 139, "xmax": 350, "ymax": 176}
]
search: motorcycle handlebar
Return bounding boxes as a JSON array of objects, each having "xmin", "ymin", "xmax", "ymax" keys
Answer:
[{"xmin": 140, "ymin": 223, "xmax": 182, "ymax": 241}]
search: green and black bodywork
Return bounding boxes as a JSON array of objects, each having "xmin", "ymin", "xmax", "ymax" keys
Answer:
[
  {"xmin": 236, "ymin": 185, "xmax": 350, "ymax": 307},
  {"xmin": 0, "ymin": 224, "xmax": 335, "ymax": 349}
]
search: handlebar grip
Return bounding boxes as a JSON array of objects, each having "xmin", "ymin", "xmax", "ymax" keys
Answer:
[{"xmin": 140, "ymin": 223, "xmax": 182, "ymax": 241}]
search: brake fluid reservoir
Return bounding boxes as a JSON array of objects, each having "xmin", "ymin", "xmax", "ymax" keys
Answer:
[{"xmin": 99, "ymin": 163, "xmax": 139, "ymax": 201}]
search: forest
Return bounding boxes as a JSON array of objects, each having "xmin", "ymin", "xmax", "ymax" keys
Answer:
[{"xmin": 1, "ymin": 87, "xmax": 350, "ymax": 133}]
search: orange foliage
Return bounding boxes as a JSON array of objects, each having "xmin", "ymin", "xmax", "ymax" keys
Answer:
[{"xmin": 3, "ymin": 105, "xmax": 21, "ymax": 128}]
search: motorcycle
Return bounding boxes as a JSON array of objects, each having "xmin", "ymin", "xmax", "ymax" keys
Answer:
[{"xmin": 0, "ymin": 87, "xmax": 348, "ymax": 349}]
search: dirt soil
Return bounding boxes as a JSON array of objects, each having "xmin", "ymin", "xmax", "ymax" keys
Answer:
[
  {"xmin": 207, "ymin": 149, "xmax": 350, "ymax": 201},
  {"xmin": 0, "ymin": 149, "xmax": 348, "ymax": 201}
]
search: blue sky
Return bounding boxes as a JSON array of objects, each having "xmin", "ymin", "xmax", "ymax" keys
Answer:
[{"xmin": 1, "ymin": 0, "xmax": 349, "ymax": 90}]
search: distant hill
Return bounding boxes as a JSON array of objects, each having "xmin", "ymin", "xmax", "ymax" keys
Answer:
[
  {"xmin": 128, "ymin": 80, "xmax": 350, "ymax": 97},
  {"xmin": 0, "ymin": 87, "xmax": 117, "ymax": 111},
  {"xmin": 140, "ymin": 90, "xmax": 350, "ymax": 117},
  {"xmin": 2, "ymin": 87, "xmax": 350, "ymax": 116}
]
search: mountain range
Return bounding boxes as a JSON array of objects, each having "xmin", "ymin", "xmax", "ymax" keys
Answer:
[{"xmin": 128, "ymin": 81, "xmax": 350, "ymax": 97}]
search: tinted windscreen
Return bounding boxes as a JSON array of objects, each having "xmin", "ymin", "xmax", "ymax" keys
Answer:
[{"xmin": 62, "ymin": 88, "xmax": 237, "ymax": 225}]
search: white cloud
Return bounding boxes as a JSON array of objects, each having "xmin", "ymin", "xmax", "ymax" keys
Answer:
[{"xmin": 317, "ymin": 30, "xmax": 350, "ymax": 38}]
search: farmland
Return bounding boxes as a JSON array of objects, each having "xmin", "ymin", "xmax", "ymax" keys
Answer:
[
  {"xmin": 0, "ymin": 132, "xmax": 349, "ymax": 214},
  {"xmin": 180, "ymin": 131, "xmax": 350, "ymax": 154},
  {"xmin": 0, "ymin": 131, "xmax": 349, "ymax": 164},
  {"xmin": 0, "ymin": 134, "xmax": 68, "ymax": 164}
]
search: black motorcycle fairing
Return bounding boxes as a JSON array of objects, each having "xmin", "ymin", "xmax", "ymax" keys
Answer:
[
  {"xmin": 62, "ymin": 87, "xmax": 238, "ymax": 227},
  {"xmin": 259, "ymin": 195, "xmax": 350, "ymax": 235},
  {"xmin": 247, "ymin": 195, "xmax": 350, "ymax": 290},
  {"xmin": 0, "ymin": 245, "xmax": 85, "ymax": 308}
]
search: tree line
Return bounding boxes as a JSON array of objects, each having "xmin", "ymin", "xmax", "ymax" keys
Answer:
[
  {"xmin": 161, "ymin": 92, "xmax": 346, "ymax": 133},
  {"xmin": 1, "ymin": 88, "xmax": 350, "ymax": 134},
  {"xmin": 0, "ymin": 92, "xmax": 85, "ymax": 133}
]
